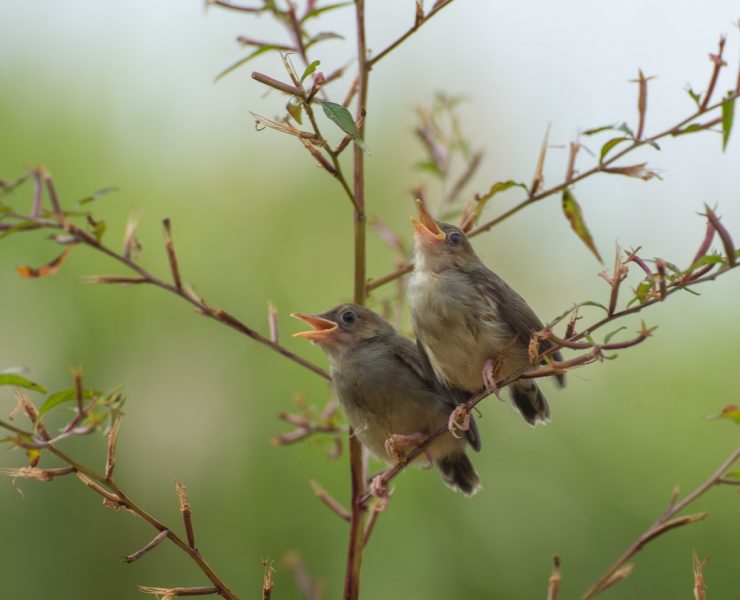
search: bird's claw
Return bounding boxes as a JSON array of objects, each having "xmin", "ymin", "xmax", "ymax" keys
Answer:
[
  {"xmin": 369, "ymin": 475, "xmax": 391, "ymax": 511},
  {"xmin": 482, "ymin": 358, "xmax": 502, "ymax": 398},
  {"xmin": 384, "ymin": 433, "xmax": 434, "ymax": 467},
  {"xmin": 447, "ymin": 405, "xmax": 471, "ymax": 439}
]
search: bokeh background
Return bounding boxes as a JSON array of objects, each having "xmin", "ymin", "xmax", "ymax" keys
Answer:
[{"xmin": 1, "ymin": 1, "xmax": 739, "ymax": 598}]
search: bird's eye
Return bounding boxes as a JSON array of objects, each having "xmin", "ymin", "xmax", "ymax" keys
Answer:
[
  {"xmin": 341, "ymin": 310, "xmax": 356, "ymax": 325},
  {"xmin": 448, "ymin": 232, "xmax": 462, "ymax": 245}
]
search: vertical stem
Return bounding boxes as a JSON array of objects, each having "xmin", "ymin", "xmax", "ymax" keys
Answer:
[{"xmin": 344, "ymin": 1, "xmax": 369, "ymax": 599}]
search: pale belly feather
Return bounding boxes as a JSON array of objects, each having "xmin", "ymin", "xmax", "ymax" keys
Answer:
[{"xmin": 409, "ymin": 269, "xmax": 528, "ymax": 392}]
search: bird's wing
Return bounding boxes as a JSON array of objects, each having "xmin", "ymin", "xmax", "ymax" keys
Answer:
[
  {"xmin": 415, "ymin": 338, "xmax": 482, "ymax": 452},
  {"xmin": 468, "ymin": 264, "xmax": 565, "ymax": 387},
  {"xmin": 386, "ymin": 334, "xmax": 482, "ymax": 452}
]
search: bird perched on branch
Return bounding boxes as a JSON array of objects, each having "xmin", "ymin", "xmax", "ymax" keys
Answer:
[
  {"xmin": 292, "ymin": 304, "xmax": 481, "ymax": 496},
  {"xmin": 408, "ymin": 200, "xmax": 564, "ymax": 425}
]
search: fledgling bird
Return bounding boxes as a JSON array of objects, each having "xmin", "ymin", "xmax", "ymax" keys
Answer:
[
  {"xmin": 408, "ymin": 200, "xmax": 564, "ymax": 425},
  {"xmin": 291, "ymin": 304, "xmax": 481, "ymax": 496}
]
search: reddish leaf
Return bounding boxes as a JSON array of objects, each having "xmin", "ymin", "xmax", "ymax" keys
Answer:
[{"xmin": 16, "ymin": 247, "xmax": 75, "ymax": 279}]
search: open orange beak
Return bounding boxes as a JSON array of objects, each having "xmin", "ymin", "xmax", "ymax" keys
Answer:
[
  {"xmin": 411, "ymin": 199, "xmax": 445, "ymax": 243},
  {"xmin": 291, "ymin": 313, "xmax": 339, "ymax": 341}
]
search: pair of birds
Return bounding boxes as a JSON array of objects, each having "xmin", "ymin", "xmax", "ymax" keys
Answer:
[{"xmin": 292, "ymin": 201, "xmax": 563, "ymax": 496}]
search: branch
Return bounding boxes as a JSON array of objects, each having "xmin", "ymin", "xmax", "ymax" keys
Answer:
[
  {"xmin": 365, "ymin": 86, "xmax": 740, "ymax": 292},
  {"xmin": 0, "ymin": 181, "xmax": 329, "ymax": 381},
  {"xmin": 367, "ymin": 0, "xmax": 456, "ymax": 68},
  {"xmin": 344, "ymin": 3, "xmax": 370, "ymax": 599},
  {"xmin": 359, "ymin": 255, "xmax": 740, "ymax": 505},
  {"xmin": 0, "ymin": 418, "xmax": 238, "ymax": 599},
  {"xmin": 581, "ymin": 446, "xmax": 740, "ymax": 599}
]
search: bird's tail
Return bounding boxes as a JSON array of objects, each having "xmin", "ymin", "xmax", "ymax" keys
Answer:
[
  {"xmin": 435, "ymin": 453, "xmax": 480, "ymax": 496},
  {"xmin": 509, "ymin": 379, "xmax": 550, "ymax": 425}
]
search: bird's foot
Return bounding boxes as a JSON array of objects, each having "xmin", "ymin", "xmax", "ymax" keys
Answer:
[
  {"xmin": 384, "ymin": 433, "xmax": 433, "ymax": 468},
  {"xmin": 369, "ymin": 475, "xmax": 391, "ymax": 511},
  {"xmin": 447, "ymin": 405, "xmax": 471, "ymax": 439},
  {"xmin": 482, "ymin": 358, "xmax": 502, "ymax": 399}
]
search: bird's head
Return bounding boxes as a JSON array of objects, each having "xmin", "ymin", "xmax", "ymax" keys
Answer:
[
  {"xmin": 411, "ymin": 199, "xmax": 477, "ymax": 272},
  {"xmin": 291, "ymin": 304, "xmax": 390, "ymax": 359}
]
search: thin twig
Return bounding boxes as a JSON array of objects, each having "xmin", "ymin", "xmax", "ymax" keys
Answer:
[
  {"xmin": 105, "ymin": 414, "xmax": 122, "ymax": 480},
  {"xmin": 0, "ymin": 418, "xmax": 238, "ymax": 600},
  {"xmin": 359, "ymin": 261, "xmax": 740, "ymax": 505},
  {"xmin": 163, "ymin": 218, "xmax": 183, "ymax": 290},
  {"xmin": 366, "ymin": 90, "xmax": 740, "ymax": 292},
  {"xmin": 176, "ymin": 480, "xmax": 197, "ymax": 549},
  {"xmin": 139, "ymin": 585, "xmax": 221, "ymax": 597},
  {"xmin": 311, "ymin": 479, "xmax": 351, "ymax": 522},
  {"xmin": 547, "ymin": 556, "xmax": 561, "ymax": 600},
  {"xmin": 367, "ymin": 0, "xmax": 456, "ymax": 68},
  {"xmin": 122, "ymin": 529, "xmax": 170, "ymax": 563},
  {"xmin": 2, "ymin": 206, "xmax": 329, "ymax": 380},
  {"xmin": 581, "ymin": 447, "xmax": 740, "ymax": 599}
]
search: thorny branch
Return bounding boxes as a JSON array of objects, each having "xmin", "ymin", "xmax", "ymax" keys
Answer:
[
  {"xmin": 1, "ymin": 169, "xmax": 329, "ymax": 382},
  {"xmin": 359, "ymin": 235, "xmax": 740, "ymax": 505},
  {"xmin": 0, "ymin": 404, "xmax": 237, "ymax": 599},
  {"xmin": 366, "ymin": 46, "xmax": 740, "ymax": 292},
  {"xmin": 2, "ymin": 6, "xmax": 739, "ymax": 600},
  {"xmin": 580, "ymin": 447, "xmax": 740, "ymax": 599}
]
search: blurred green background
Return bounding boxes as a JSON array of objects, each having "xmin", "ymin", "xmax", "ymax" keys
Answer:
[{"xmin": 1, "ymin": 1, "xmax": 739, "ymax": 598}]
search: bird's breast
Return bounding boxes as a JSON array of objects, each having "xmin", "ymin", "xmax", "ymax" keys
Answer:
[{"xmin": 409, "ymin": 269, "xmax": 525, "ymax": 391}]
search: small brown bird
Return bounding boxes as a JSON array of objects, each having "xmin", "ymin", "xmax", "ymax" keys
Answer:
[
  {"xmin": 408, "ymin": 200, "xmax": 564, "ymax": 425},
  {"xmin": 292, "ymin": 304, "xmax": 481, "ymax": 496}
]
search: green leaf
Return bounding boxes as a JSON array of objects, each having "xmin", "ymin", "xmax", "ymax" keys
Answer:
[
  {"xmin": 617, "ymin": 122, "xmax": 635, "ymax": 138},
  {"xmin": 0, "ymin": 220, "xmax": 39, "ymax": 239},
  {"xmin": 300, "ymin": 60, "xmax": 320, "ymax": 83},
  {"xmin": 319, "ymin": 100, "xmax": 368, "ymax": 153},
  {"xmin": 672, "ymin": 123, "xmax": 704, "ymax": 137},
  {"xmin": 582, "ymin": 124, "xmax": 615, "ymax": 136},
  {"xmin": 604, "ymin": 326, "xmax": 627, "ymax": 344},
  {"xmin": 305, "ymin": 32, "xmax": 344, "ymax": 50},
  {"xmin": 707, "ymin": 405, "xmax": 740, "ymax": 424},
  {"xmin": 561, "ymin": 188, "xmax": 602, "ymax": 263},
  {"xmin": 0, "ymin": 374, "xmax": 47, "ymax": 394},
  {"xmin": 0, "ymin": 173, "xmax": 30, "ymax": 197},
  {"xmin": 578, "ymin": 300, "xmax": 609, "ymax": 312},
  {"xmin": 683, "ymin": 254, "xmax": 723, "ymax": 275},
  {"xmin": 686, "ymin": 86, "xmax": 702, "ymax": 108},
  {"xmin": 215, "ymin": 45, "xmax": 280, "ymax": 82},
  {"xmin": 26, "ymin": 447, "xmax": 41, "ymax": 467},
  {"xmin": 37, "ymin": 388, "xmax": 101, "ymax": 421},
  {"xmin": 484, "ymin": 180, "xmax": 528, "ymax": 197},
  {"xmin": 474, "ymin": 180, "xmax": 528, "ymax": 221},
  {"xmin": 414, "ymin": 160, "xmax": 444, "ymax": 177},
  {"xmin": 286, "ymin": 100, "xmax": 303, "ymax": 125},
  {"xmin": 722, "ymin": 93, "xmax": 735, "ymax": 152},
  {"xmin": 301, "ymin": 1, "xmax": 351, "ymax": 23},
  {"xmin": 599, "ymin": 137, "xmax": 630, "ymax": 162},
  {"xmin": 90, "ymin": 220, "xmax": 106, "ymax": 241},
  {"xmin": 630, "ymin": 280, "xmax": 655, "ymax": 306},
  {"xmin": 78, "ymin": 186, "xmax": 118, "ymax": 206}
]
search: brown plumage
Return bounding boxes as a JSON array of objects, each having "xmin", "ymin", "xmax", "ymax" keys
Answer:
[
  {"xmin": 292, "ymin": 304, "xmax": 481, "ymax": 495},
  {"xmin": 408, "ymin": 201, "xmax": 564, "ymax": 425}
]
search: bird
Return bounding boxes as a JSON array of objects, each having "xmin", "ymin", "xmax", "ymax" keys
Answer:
[
  {"xmin": 292, "ymin": 303, "xmax": 481, "ymax": 496},
  {"xmin": 407, "ymin": 200, "xmax": 564, "ymax": 425}
]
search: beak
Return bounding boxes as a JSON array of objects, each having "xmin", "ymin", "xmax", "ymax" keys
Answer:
[
  {"xmin": 411, "ymin": 199, "xmax": 445, "ymax": 243},
  {"xmin": 291, "ymin": 312, "xmax": 339, "ymax": 341}
]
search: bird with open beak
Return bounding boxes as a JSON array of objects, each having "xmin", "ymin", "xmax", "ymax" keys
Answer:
[
  {"xmin": 292, "ymin": 304, "xmax": 481, "ymax": 496},
  {"xmin": 408, "ymin": 200, "xmax": 564, "ymax": 425}
]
